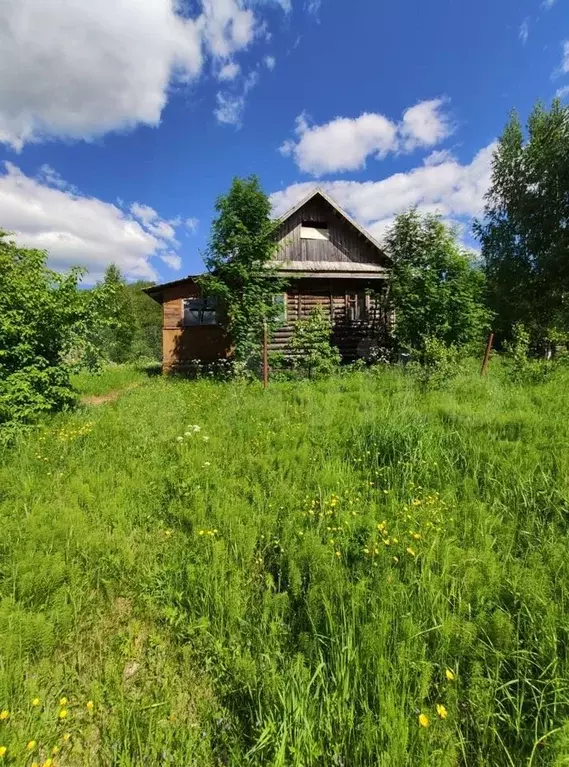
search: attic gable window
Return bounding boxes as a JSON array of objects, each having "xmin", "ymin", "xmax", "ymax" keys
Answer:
[{"xmin": 300, "ymin": 221, "xmax": 329, "ymax": 241}]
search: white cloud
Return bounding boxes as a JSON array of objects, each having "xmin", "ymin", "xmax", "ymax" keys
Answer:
[
  {"xmin": 280, "ymin": 112, "xmax": 399, "ymax": 175},
  {"xmin": 185, "ymin": 217, "xmax": 200, "ymax": 233},
  {"xmin": 423, "ymin": 149, "xmax": 456, "ymax": 166},
  {"xmin": 399, "ymin": 98, "xmax": 453, "ymax": 152},
  {"xmin": 280, "ymin": 99, "xmax": 454, "ymax": 175},
  {"xmin": 563, "ymin": 41, "xmax": 569, "ymax": 74},
  {"xmin": 519, "ymin": 19, "xmax": 529, "ymax": 45},
  {"xmin": 271, "ymin": 142, "xmax": 496, "ymax": 243},
  {"xmin": 304, "ymin": 0, "xmax": 322, "ymax": 17},
  {"xmin": 556, "ymin": 85, "xmax": 569, "ymax": 99},
  {"xmin": 0, "ymin": 162, "xmax": 189, "ymax": 282},
  {"xmin": 0, "ymin": 0, "xmax": 276, "ymax": 150},
  {"xmin": 542, "ymin": 0, "xmax": 557, "ymax": 8},
  {"xmin": 160, "ymin": 252, "xmax": 183, "ymax": 270},
  {"xmin": 264, "ymin": 55, "xmax": 276, "ymax": 70},
  {"xmin": 214, "ymin": 71, "xmax": 259, "ymax": 126},
  {"xmin": 130, "ymin": 203, "xmax": 179, "ymax": 244},
  {"xmin": 218, "ymin": 61, "xmax": 241, "ymax": 81},
  {"xmin": 201, "ymin": 0, "xmax": 255, "ymax": 58}
]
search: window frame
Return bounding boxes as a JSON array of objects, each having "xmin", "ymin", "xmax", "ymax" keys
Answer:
[{"xmin": 182, "ymin": 296, "xmax": 218, "ymax": 327}]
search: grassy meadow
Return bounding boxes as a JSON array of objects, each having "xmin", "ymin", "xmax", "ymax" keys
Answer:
[{"xmin": 2, "ymin": 362, "xmax": 569, "ymax": 765}]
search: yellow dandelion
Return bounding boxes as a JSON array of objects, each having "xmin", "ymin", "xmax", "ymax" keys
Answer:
[
  {"xmin": 44, "ymin": 759, "xmax": 53, "ymax": 767},
  {"xmin": 445, "ymin": 668, "xmax": 456, "ymax": 681},
  {"xmin": 27, "ymin": 740, "xmax": 37, "ymax": 751},
  {"xmin": 86, "ymin": 700, "xmax": 94, "ymax": 711},
  {"xmin": 52, "ymin": 745, "xmax": 60, "ymax": 755},
  {"xmin": 62, "ymin": 734, "xmax": 71, "ymax": 743},
  {"xmin": 335, "ymin": 551, "xmax": 341, "ymax": 558},
  {"xmin": 59, "ymin": 697, "xmax": 68, "ymax": 706},
  {"xmin": 32, "ymin": 698, "xmax": 41, "ymax": 707},
  {"xmin": 58, "ymin": 708, "xmax": 68, "ymax": 719},
  {"xmin": 0, "ymin": 746, "xmax": 6, "ymax": 758},
  {"xmin": 406, "ymin": 547, "xmax": 416, "ymax": 557},
  {"xmin": 436, "ymin": 704, "xmax": 448, "ymax": 719},
  {"xmin": 32, "ymin": 763, "xmax": 40, "ymax": 767},
  {"xmin": 0, "ymin": 711, "xmax": 8, "ymax": 721},
  {"xmin": 418, "ymin": 713, "xmax": 429, "ymax": 728},
  {"xmin": 393, "ymin": 556, "xmax": 399, "ymax": 563}
]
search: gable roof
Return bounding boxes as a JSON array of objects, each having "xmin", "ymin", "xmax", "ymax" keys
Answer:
[{"xmin": 276, "ymin": 187, "xmax": 392, "ymax": 265}]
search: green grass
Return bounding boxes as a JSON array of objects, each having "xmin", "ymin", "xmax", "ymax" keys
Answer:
[
  {"xmin": 70, "ymin": 364, "xmax": 153, "ymax": 398},
  {"xmin": 2, "ymin": 363, "xmax": 569, "ymax": 765}
]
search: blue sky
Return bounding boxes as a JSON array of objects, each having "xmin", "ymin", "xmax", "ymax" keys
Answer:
[{"xmin": 0, "ymin": 0, "xmax": 568, "ymax": 283}]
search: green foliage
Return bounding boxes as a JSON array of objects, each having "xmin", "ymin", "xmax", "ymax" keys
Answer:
[
  {"xmin": 2, "ymin": 366, "xmax": 569, "ymax": 763},
  {"xmin": 291, "ymin": 306, "xmax": 341, "ymax": 377},
  {"xmin": 386, "ymin": 210, "xmax": 491, "ymax": 353},
  {"xmin": 476, "ymin": 100, "xmax": 569, "ymax": 345},
  {"xmin": 96, "ymin": 264, "xmax": 137, "ymax": 363},
  {"xmin": 199, "ymin": 176, "xmax": 283, "ymax": 369},
  {"xmin": 504, "ymin": 322, "xmax": 554, "ymax": 384},
  {"xmin": 409, "ymin": 335, "xmax": 462, "ymax": 390},
  {"xmin": 0, "ymin": 233, "xmax": 114, "ymax": 426},
  {"xmin": 127, "ymin": 280, "xmax": 162, "ymax": 360}
]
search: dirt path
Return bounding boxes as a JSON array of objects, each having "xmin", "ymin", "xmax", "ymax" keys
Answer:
[{"xmin": 80, "ymin": 383, "xmax": 141, "ymax": 406}]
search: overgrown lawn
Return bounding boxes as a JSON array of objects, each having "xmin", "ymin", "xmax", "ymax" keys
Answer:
[{"xmin": 2, "ymin": 365, "xmax": 569, "ymax": 765}]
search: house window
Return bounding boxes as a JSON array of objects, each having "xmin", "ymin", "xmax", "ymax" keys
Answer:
[
  {"xmin": 183, "ymin": 296, "xmax": 217, "ymax": 326},
  {"xmin": 273, "ymin": 293, "xmax": 287, "ymax": 324},
  {"xmin": 300, "ymin": 221, "xmax": 329, "ymax": 240},
  {"xmin": 347, "ymin": 292, "xmax": 368, "ymax": 321}
]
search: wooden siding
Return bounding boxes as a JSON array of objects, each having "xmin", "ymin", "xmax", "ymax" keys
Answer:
[
  {"xmin": 270, "ymin": 278, "xmax": 391, "ymax": 361},
  {"xmin": 275, "ymin": 195, "xmax": 389, "ymax": 268},
  {"xmin": 161, "ymin": 281, "xmax": 230, "ymax": 371}
]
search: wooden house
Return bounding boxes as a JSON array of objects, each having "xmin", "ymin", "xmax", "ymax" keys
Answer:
[{"xmin": 145, "ymin": 189, "xmax": 392, "ymax": 372}]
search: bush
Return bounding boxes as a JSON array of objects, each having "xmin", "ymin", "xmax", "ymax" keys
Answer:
[
  {"xmin": 504, "ymin": 323, "xmax": 554, "ymax": 384},
  {"xmin": 0, "ymin": 233, "xmax": 114, "ymax": 427},
  {"xmin": 291, "ymin": 307, "xmax": 341, "ymax": 378},
  {"xmin": 409, "ymin": 336, "xmax": 462, "ymax": 390}
]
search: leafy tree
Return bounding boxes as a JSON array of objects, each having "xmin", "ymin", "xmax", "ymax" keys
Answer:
[
  {"xmin": 385, "ymin": 210, "xmax": 491, "ymax": 353},
  {"xmin": 127, "ymin": 281, "xmax": 162, "ymax": 361},
  {"xmin": 291, "ymin": 307, "xmax": 341, "ymax": 377},
  {"xmin": 97, "ymin": 264, "xmax": 137, "ymax": 363},
  {"xmin": 475, "ymin": 100, "xmax": 569, "ymax": 346},
  {"xmin": 199, "ymin": 176, "xmax": 283, "ymax": 368},
  {"xmin": 0, "ymin": 233, "xmax": 115, "ymax": 425}
]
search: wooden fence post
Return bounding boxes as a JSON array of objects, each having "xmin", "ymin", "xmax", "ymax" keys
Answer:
[
  {"xmin": 481, "ymin": 332, "xmax": 494, "ymax": 377},
  {"xmin": 263, "ymin": 320, "xmax": 269, "ymax": 389}
]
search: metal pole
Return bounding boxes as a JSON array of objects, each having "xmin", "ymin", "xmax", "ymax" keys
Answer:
[
  {"xmin": 481, "ymin": 332, "xmax": 494, "ymax": 377},
  {"xmin": 263, "ymin": 320, "xmax": 269, "ymax": 389}
]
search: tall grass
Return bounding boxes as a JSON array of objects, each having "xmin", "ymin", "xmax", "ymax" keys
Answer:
[{"xmin": 1, "ymin": 363, "xmax": 569, "ymax": 765}]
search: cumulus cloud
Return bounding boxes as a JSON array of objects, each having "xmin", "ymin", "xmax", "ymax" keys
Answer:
[
  {"xmin": 563, "ymin": 41, "xmax": 569, "ymax": 74},
  {"xmin": 214, "ymin": 71, "xmax": 259, "ymax": 125},
  {"xmin": 0, "ymin": 0, "xmax": 276, "ymax": 149},
  {"xmin": 556, "ymin": 85, "xmax": 569, "ymax": 99},
  {"xmin": 271, "ymin": 142, "xmax": 496, "ymax": 243},
  {"xmin": 264, "ymin": 55, "xmax": 276, "ymax": 70},
  {"xmin": 280, "ymin": 99, "xmax": 454, "ymax": 175},
  {"xmin": 0, "ymin": 163, "xmax": 190, "ymax": 282}
]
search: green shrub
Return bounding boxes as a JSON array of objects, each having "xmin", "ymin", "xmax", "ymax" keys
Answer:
[
  {"xmin": 291, "ymin": 307, "xmax": 341, "ymax": 377},
  {"xmin": 0, "ymin": 233, "xmax": 114, "ymax": 427}
]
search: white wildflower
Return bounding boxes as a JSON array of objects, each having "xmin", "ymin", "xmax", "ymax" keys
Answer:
[
  {"xmin": 203, "ymin": 436, "xmax": 210, "ymax": 442},
  {"xmin": 176, "ymin": 436, "xmax": 184, "ymax": 442}
]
